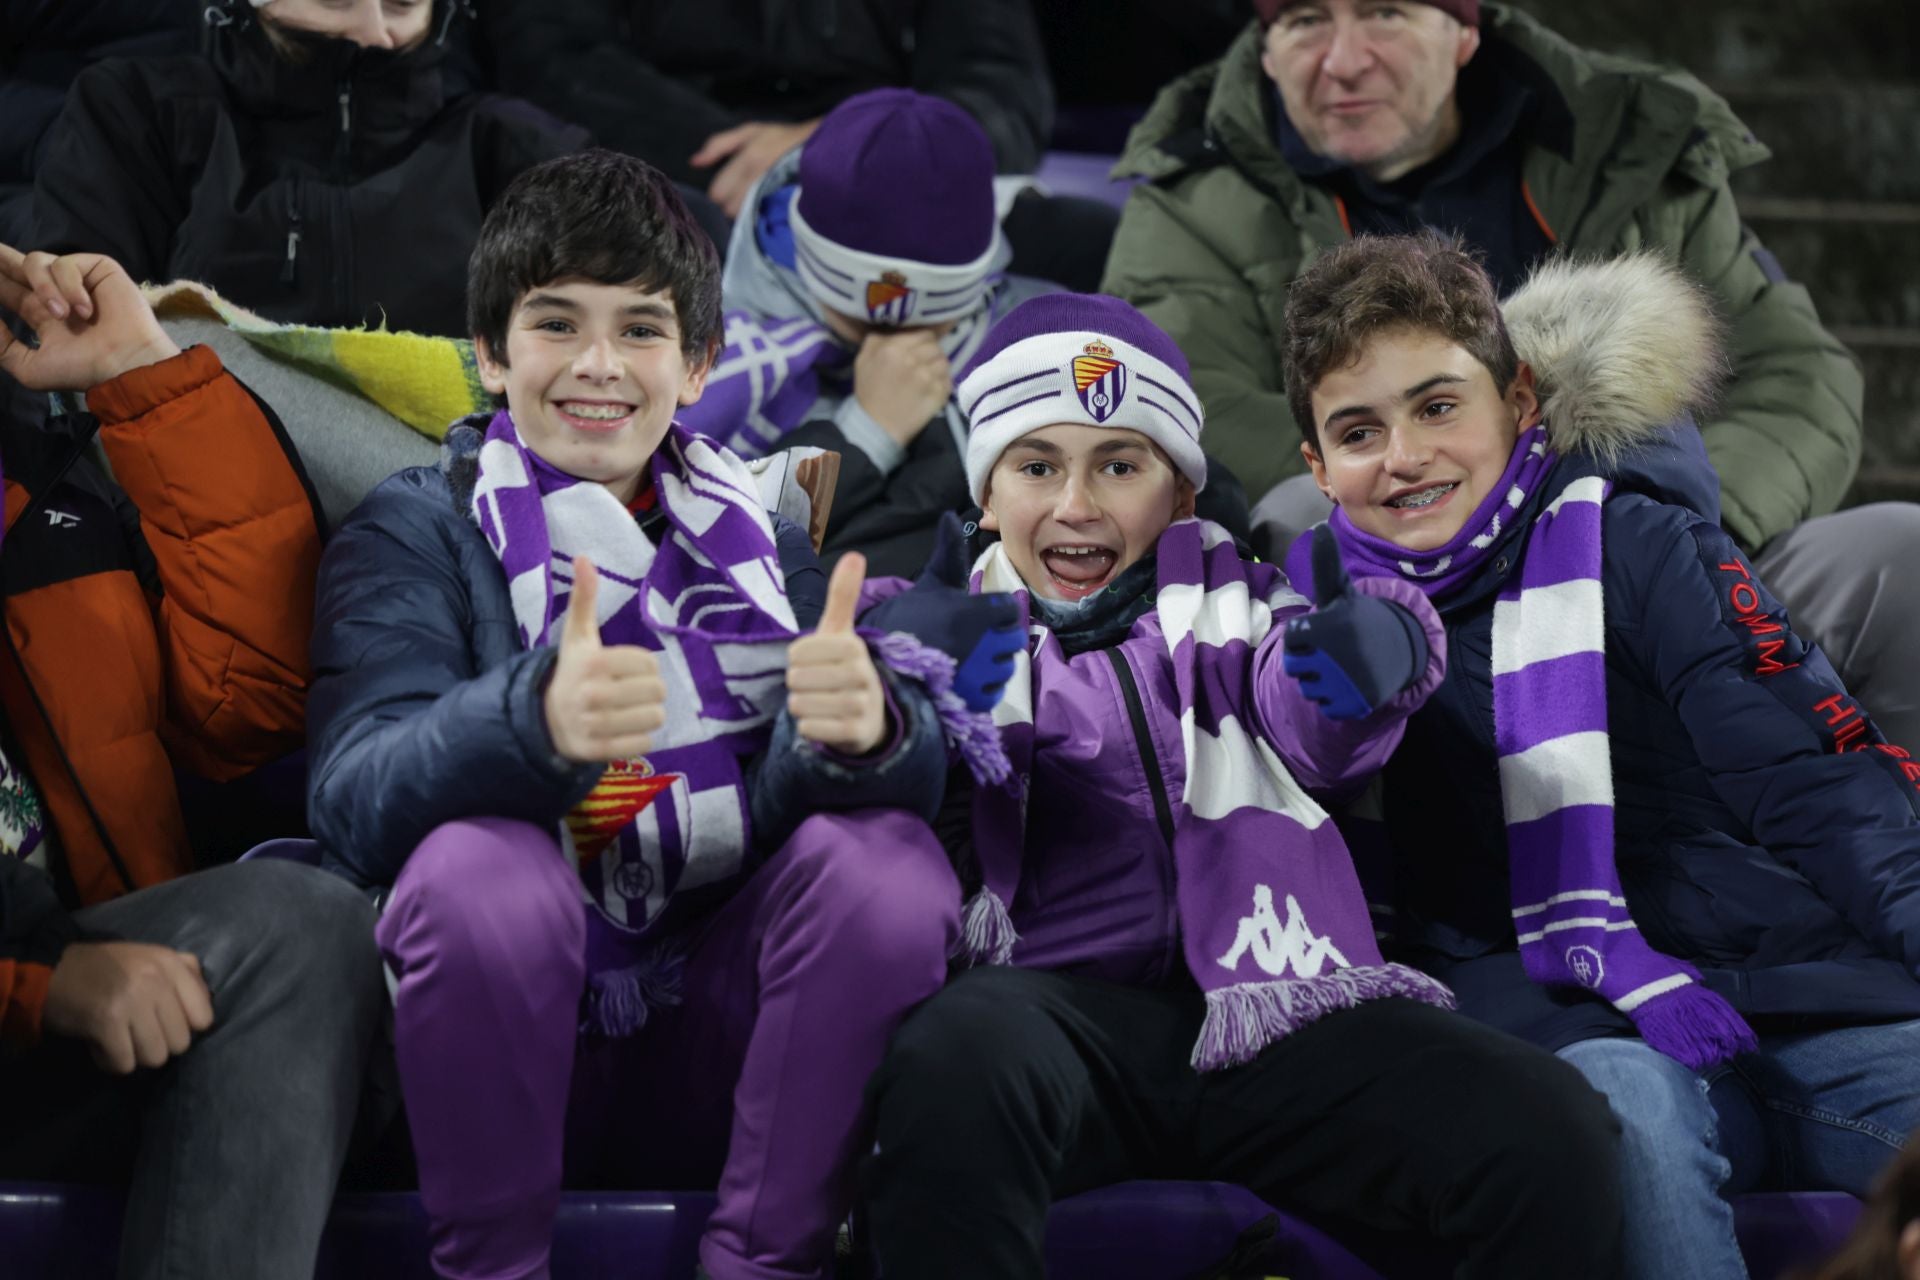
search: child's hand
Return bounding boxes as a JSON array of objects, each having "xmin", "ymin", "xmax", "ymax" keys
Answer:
[
  {"xmin": 543, "ymin": 558, "xmax": 668, "ymax": 763},
  {"xmin": 43, "ymin": 941, "xmax": 215, "ymax": 1075},
  {"xmin": 863, "ymin": 512, "xmax": 1021, "ymax": 713},
  {"xmin": 1282, "ymin": 526, "xmax": 1430, "ymax": 721},
  {"xmin": 853, "ymin": 329, "xmax": 953, "ymax": 447},
  {"xmin": 0, "ymin": 243, "xmax": 181, "ymax": 394},
  {"xmin": 788, "ymin": 553, "xmax": 889, "ymax": 755}
]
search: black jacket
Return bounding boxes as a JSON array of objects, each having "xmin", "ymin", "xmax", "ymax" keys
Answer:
[
  {"xmin": 0, "ymin": 0, "xmax": 198, "ymax": 244},
  {"xmin": 480, "ymin": 0, "xmax": 1052, "ymax": 180},
  {"xmin": 30, "ymin": 11, "xmax": 585, "ymax": 336}
]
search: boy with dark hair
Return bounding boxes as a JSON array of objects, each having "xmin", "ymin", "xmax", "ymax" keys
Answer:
[
  {"xmin": 306, "ymin": 149, "xmax": 986, "ymax": 1280},
  {"xmin": 859, "ymin": 290, "xmax": 1628, "ymax": 1280},
  {"xmin": 1284, "ymin": 231, "xmax": 1920, "ymax": 1280}
]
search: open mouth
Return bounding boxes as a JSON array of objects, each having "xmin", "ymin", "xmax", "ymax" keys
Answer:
[
  {"xmin": 1385, "ymin": 482, "xmax": 1459, "ymax": 513},
  {"xmin": 1040, "ymin": 544, "xmax": 1120, "ymax": 601},
  {"xmin": 555, "ymin": 400, "xmax": 637, "ymax": 434}
]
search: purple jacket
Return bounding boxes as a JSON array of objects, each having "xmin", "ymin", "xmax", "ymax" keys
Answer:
[{"xmin": 972, "ymin": 575, "xmax": 1446, "ymax": 986}]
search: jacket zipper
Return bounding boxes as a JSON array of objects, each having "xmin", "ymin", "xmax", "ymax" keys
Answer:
[
  {"xmin": 280, "ymin": 193, "xmax": 302, "ymax": 288},
  {"xmin": 335, "ymin": 82, "xmax": 353, "ymax": 178},
  {"xmin": 1103, "ymin": 648, "xmax": 1177, "ymax": 848}
]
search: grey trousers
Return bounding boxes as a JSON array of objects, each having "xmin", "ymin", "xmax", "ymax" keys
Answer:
[
  {"xmin": 1251, "ymin": 477, "xmax": 1920, "ymax": 747},
  {"xmin": 0, "ymin": 859, "xmax": 386, "ymax": 1280}
]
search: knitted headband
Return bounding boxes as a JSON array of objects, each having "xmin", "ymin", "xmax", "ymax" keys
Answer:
[
  {"xmin": 958, "ymin": 294, "xmax": 1207, "ymax": 504},
  {"xmin": 789, "ymin": 200, "xmax": 1004, "ymax": 329},
  {"xmin": 1252, "ymin": 0, "xmax": 1479, "ymax": 26},
  {"xmin": 790, "ymin": 88, "xmax": 1004, "ymax": 329}
]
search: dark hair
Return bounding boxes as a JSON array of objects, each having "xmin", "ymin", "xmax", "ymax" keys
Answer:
[
  {"xmin": 467, "ymin": 149, "xmax": 722, "ymax": 368},
  {"xmin": 1280, "ymin": 231, "xmax": 1518, "ymax": 450}
]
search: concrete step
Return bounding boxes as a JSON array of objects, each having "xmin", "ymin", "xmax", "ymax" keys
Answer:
[
  {"xmin": 1745, "ymin": 203, "xmax": 1920, "ymax": 330},
  {"xmin": 1849, "ymin": 467, "xmax": 1920, "ymax": 507},
  {"xmin": 1853, "ymin": 335, "xmax": 1920, "ymax": 473},
  {"xmin": 1502, "ymin": 0, "xmax": 1917, "ymax": 83},
  {"xmin": 1724, "ymin": 82, "xmax": 1920, "ymax": 204}
]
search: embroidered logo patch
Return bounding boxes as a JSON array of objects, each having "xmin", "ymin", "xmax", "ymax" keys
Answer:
[
  {"xmin": 865, "ymin": 271, "xmax": 916, "ymax": 325},
  {"xmin": 1070, "ymin": 340, "xmax": 1127, "ymax": 422},
  {"xmin": 565, "ymin": 758, "xmax": 677, "ymax": 864},
  {"xmin": 1566, "ymin": 945, "xmax": 1605, "ymax": 988}
]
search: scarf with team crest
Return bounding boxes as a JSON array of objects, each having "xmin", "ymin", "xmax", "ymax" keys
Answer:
[
  {"xmin": 471, "ymin": 410, "xmax": 801, "ymax": 1031},
  {"xmin": 965, "ymin": 517, "xmax": 1454, "ymax": 1071}
]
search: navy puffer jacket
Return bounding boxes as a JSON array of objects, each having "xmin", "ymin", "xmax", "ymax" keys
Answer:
[
  {"xmin": 306, "ymin": 425, "xmax": 947, "ymax": 893},
  {"xmin": 1304, "ymin": 257, "xmax": 1920, "ymax": 1050}
]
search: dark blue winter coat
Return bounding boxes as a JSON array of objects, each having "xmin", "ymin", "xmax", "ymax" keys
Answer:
[
  {"xmin": 1294, "ymin": 256, "xmax": 1920, "ymax": 1052},
  {"xmin": 305, "ymin": 426, "xmax": 948, "ymax": 893}
]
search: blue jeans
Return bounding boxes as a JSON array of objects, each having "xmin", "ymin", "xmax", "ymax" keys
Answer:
[{"xmin": 1560, "ymin": 1021, "xmax": 1920, "ymax": 1280}]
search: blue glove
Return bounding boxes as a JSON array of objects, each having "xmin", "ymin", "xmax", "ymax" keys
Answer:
[
  {"xmin": 863, "ymin": 513, "xmax": 1023, "ymax": 713},
  {"xmin": 1282, "ymin": 525, "xmax": 1430, "ymax": 721}
]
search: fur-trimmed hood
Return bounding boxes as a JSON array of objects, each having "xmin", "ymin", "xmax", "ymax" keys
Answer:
[{"xmin": 1502, "ymin": 254, "xmax": 1727, "ymax": 469}]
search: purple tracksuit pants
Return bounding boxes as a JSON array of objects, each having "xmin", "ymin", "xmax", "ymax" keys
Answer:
[{"xmin": 373, "ymin": 810, "xmax": 959, "ymax": 1280}]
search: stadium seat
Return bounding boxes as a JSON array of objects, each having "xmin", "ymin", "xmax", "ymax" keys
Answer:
[
  {"xmin": 1035, "ymin": 151, "xmax": 1139, "ymax": 211},
  {"xmin": 0, "ymin": 1180, "xmax": 1864, "ymax": 1279}
]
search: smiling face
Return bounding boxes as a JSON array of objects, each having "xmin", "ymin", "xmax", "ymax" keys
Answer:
[
  {"xmin": 979, "ymin": 424, "xmax": 1196, "ymax": 601},
  {"xmin": 1262, "ymin": 0, "xmax": 1479, "ymax": 182},
  {"xmin": 475, "ymin": 277, "xmax": 712, "ymax": 504},
  {"xmin": 1303, "ymin": 327, "xmax": 1537, "ymax": 551},
  {"xmin": 260, "ymin": 0, "xmax": 434, "ymax": 50}
]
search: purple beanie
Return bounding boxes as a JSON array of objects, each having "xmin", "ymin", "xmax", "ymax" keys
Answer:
[
  {"xmin": 790, "ymin": 89, "xmax": 1005, "ymax": 327},
  {"xmin": 796, "ymin": 89, "xmax": 996, "ymax": 263},
  {"xmin": 958, "ymin": 293, "xmax": 1207, "ymax": 502}
]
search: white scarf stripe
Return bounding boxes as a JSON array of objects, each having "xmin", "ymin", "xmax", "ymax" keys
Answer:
[
  {"xmin": 1614, "ymin": 973, "xmax": 1695, "ymax": 1012},
  {"xmin": 1496, "ymin": 731, "xmax": 1615, "ymax": 823},
  {"xmin": 1513, "ymin": 890, "xmax": 1630, "ymax": 917},
  {"xmin": 1516, "ymin": 919, "xmax": 1641, "ymax": 945},
  {"xmin": 1490, "ymin": 578, "xmax": 1606, "ymax": 675}
]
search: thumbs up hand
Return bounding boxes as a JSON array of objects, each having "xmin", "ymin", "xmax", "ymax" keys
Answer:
[
  {"xmin": 862, "ymin": 513, "xmax": 1021, "ymax": 713},
  {"xmin": 787, "ymin": 552, "xmax": 889, "ymax": 755},
  {"xmin": 542, "ymin": 558, "xmax": 669, "ymax": 763},
  {"xmin": 1281, "ymin": 526, "xmax": 1430, "ymax": 721}
]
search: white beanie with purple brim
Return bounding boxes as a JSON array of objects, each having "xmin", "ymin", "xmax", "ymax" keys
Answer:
[{"xmin": 958, "ymin": 293, "xmax": 1207, "ymax": 505}]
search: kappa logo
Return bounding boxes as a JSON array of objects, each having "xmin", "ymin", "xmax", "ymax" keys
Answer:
[
  {"xmin": 44, "ymin": 510, "xmax": 81, "ymax": 529},
  {"xmin": 865, "ymin": 271, "xmax": 916, "ymax": 325},
  {"xmin": 1566, "ymin": 945, "xmax": 1605, "ymax": 988},
  {"xmin": 1218, "ymin": 884, "xmax": 1350, "ymax": 979},
  {"xmin": 1070, "ymin": 340, "xmax": 1128, "ymax": 422}
]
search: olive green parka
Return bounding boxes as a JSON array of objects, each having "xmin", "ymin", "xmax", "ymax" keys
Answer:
[{"xmin": 1101, "ymin": 4, "xmax": 1863, "ymax": 551}]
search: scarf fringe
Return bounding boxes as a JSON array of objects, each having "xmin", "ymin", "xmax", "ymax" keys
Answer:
[
  {"xmin": 581, "ymin": 943, "xmax": 687, "ymax": 1038},
  {"xmin": 1629, "ymin": 984, "xmax": 1758, "ymax": 1072},
  {"xmin": 871, "ymin": 631, "xmax": 1011, "ymax": 785},
  {"xmin": 953, "ymin": 887, "xmax": 1019, "ymax": 967},
  {"xmin": 1191, "ymin": 965, "xmax": 1456, "ymax": 1072}
]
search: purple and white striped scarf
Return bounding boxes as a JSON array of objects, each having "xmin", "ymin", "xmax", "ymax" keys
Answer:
[
  {"xmin": 1328, "ymin": 425, "xmax": 1756, "ymax": 1070},
  {"xmin": 471, "ymin": 410, "xmax": 801, "ymax": 1022},
  {"xmin": 675, "ymin": 312, "xmax": 847, "ymax": 457},
  {"xmin": 968, "ymin": 519, "xmax": 1454, "ymax": 1072}
]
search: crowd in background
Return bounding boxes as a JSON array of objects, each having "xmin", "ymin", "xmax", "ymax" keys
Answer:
[{"xmin": 3, "ymin": 2, "xmax": 1920, "ymax": 1279}]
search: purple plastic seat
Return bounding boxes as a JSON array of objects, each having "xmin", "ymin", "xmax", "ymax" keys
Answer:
[
  {"xmin": 0, "ymin": 1180, "xmax": 1865, "ymax": 1279},
  {"xmin": 1034, "ymin": 151, "xmax": 1139, "ymax": 211},
  {"xmin": 1041, "ymin": 1183, "xmax": 1864, "ymax": 1280},
  {"xmin": 316, "ymin": 1191, "xmax": 715, "ymax": 1279}
]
